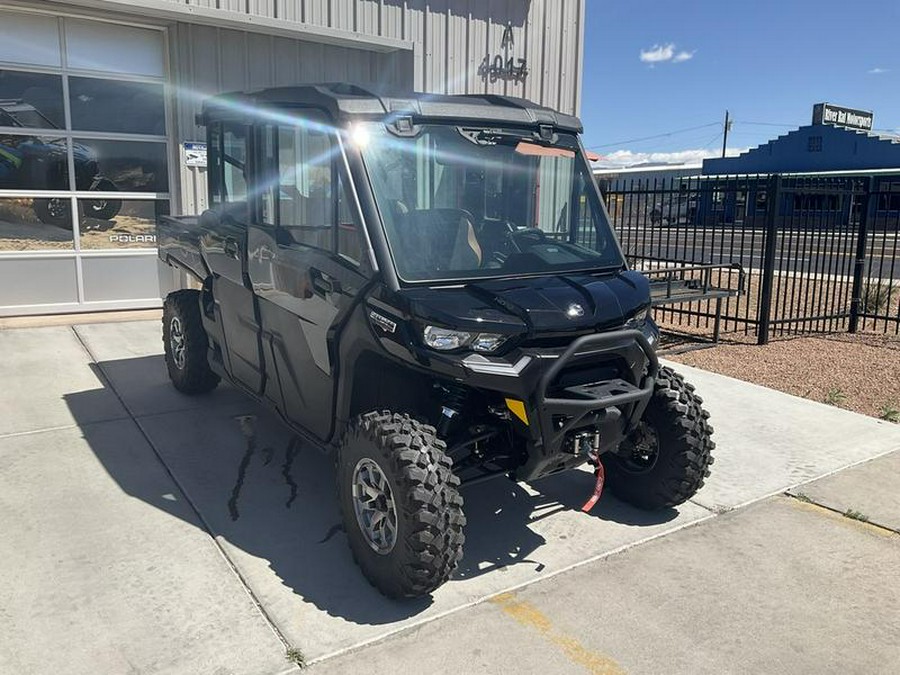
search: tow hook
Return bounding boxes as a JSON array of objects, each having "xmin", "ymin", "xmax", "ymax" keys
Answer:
[
  {"xmin": 580, "ymin": 432, "xmax": 605, "ymax": 513},
  {"xmin": 581, "ymin": 461, "xmax": 605, "ymax": 512}
]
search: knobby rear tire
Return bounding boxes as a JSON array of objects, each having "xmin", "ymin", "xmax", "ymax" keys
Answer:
[{"xmin": 162, "ymin": 289, "xmax": 220, "ymax": 395}]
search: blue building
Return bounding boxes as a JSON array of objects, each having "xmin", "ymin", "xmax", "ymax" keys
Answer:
[
  {"xmin": 703, "ymin": 115, "xmax": 900, "ymax": 176},
  {"xmin": 689, "ymin": 104, "xmax": 900, "ymax": 228}
]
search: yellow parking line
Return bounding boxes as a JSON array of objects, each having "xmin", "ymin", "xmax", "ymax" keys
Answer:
[
  {"xmin": 490, "ymin": 592, "xmax": 625, "ymax": 675},
  {"xmin": 787, "ymin": 497, "xmax": 898, "ymax": 539}
]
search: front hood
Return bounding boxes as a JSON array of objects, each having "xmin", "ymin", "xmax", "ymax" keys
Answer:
[{"xmin": 402, "ymin": 270, "xmax": 650, "ymax": 337}]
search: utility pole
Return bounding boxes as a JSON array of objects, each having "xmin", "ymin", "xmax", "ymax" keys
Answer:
[{"xmin": 721, "ymin": 110, "xmax": 732, "ymax": 158}]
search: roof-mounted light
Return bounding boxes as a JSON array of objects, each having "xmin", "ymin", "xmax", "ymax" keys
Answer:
[{"xmin": 349, "ymin": 124, "xmax": 370, "ymax": 149}]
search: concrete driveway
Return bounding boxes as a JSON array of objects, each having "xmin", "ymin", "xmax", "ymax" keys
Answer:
[{"xmin": 0, "ymin": 318, "xmax": 898, "ymax": 674}]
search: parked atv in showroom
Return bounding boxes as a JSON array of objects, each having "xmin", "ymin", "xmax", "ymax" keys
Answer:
[
  {"xmin": 156, "ymin": 84, "xmax": 714, "ymax": 599},
  {"xmin": 0, "ymin": 100, "xmax": 121, "ymax": 227}
]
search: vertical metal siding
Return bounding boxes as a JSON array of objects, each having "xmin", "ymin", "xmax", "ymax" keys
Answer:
[
  {"xmin": 171, "ymin": 21, "xmax": 410, "ymax": 142},
  {"xmin": 465, "ymin": 4, "xmax": 486, "ymax": 95},
  {"xmin": 357, "ymin": 0, "xmax": 377, "ymax": 34},
  {"xmin": 165, "ymin": 0, "xmax": 582, "ymax": 115},
  {"xmin": 305, "ymin": 0, "xmax": 330, "ymax": 26},
  {"xmin": 541, "ymin": 0, "xmax": 561, "ymax": 110},
  {"xmin": 573, "ymin": 0, "xmax": 584, "ymax": 114},
  {"xmin": 380, "ymin": 0, "xmax": 405, "ymax": 40},
  {"xmin": 445, "ymin": 4, "xmax": 466, "ymax": 94},
  {"xmin": 331, "ymin": 0, "xmax": 355, "ymax": 31},
  {"xmin": 272, "ymin": 36, "xmax": 300, "ymax": 84},
  {"xmin": 405, "ymin": 0, "xmax": 426, "ymax": 91},
  {"xmin": 247, "ymin": 0, "xmax": 276, "ymax": 18},
  {"xmin": 522, "ymin": 0, "xmax": 542, "ymax": 104},
  {"xmin": 425, "ymin": 0, "xmax": 448, "ymax": 94},
  {"xmin": 560, "ymin": 0, "xmax": 580, "ymax": 113},
  {"xmin": 171, "ymin": 19, "xmax": 412, "ymax": 213}
]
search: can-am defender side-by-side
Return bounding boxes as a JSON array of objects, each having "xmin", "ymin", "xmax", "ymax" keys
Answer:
[{"xmin": 157, "ymin": 85, "xmax": 714, "ymax": 599}]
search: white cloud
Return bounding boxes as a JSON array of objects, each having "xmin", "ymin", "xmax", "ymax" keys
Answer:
[
  {"xmin": 592, "ymin": 147, "xmax": 749, "ymax": 169},
  {"xmin": 868, "ymin": 67, "xmax": 889, "ymax": 74},
  {"xmin": 639, "ymin": 44, "xmax": 695, "ymax": 65},
  {"xmin": 640, "ymin": 44, "xmax": 675, "ymax": 63}
]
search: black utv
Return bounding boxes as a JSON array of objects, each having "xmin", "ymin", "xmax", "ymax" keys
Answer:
[{"xmin": 157, "ymin": 84, "xmax": 714, "ymax": 599}]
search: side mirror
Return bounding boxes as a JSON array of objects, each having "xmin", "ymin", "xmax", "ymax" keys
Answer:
[{"xmin": 198, "ymin": 208, "xmax": 220, "ymax": 229}]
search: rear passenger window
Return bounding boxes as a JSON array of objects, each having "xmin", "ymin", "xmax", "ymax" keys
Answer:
[{"xmin": 222, "ymin": 123, "xmax": 248, "ymax": 204}]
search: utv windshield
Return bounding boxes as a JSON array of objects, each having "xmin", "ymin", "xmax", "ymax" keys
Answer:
[{"xmin": 359, "ymin": 123, "xmax": 624, "ymax": 282}]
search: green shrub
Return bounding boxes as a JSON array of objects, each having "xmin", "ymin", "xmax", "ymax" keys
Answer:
[
  {"xmin": 861, "ymin": 282, "xmax": 898, "ymax": 315},
  {"xmin": 878, "ymin": 402, "xmax": 900, "ymax": 423},
  {"xmin": 824, "ymin": 388, "xmax": 847, "ymax": 406}
]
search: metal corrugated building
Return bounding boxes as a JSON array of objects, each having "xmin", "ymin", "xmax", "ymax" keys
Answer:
[{"xmin": 0, "ymin": 0, "xmax": 585, "ymax": 315}]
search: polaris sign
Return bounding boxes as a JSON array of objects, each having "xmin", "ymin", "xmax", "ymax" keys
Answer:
[{"xmin": 812, "ymin": 103, "xmax": 874, "ymax": 132}]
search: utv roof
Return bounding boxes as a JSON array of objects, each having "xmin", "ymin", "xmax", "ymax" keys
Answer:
[
  {"xmin": 200, "ymin": 83, "xmax": 583, "ymax": 133},
  {"xmin": 0, "ymin": 99, "xmax": 35, "ymax": 113}
]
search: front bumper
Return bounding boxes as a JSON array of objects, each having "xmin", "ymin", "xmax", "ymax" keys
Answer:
[
  {"xmin": 451, "ymin": 329, "xmax": 659, "ymax": 481},
  {"xmin": 373, "ymin": 310, "xmax": 661, "ymax": 481},
  {"xmin": 537, "ymin": 330, "xmax": 658, "ymax": 445}
]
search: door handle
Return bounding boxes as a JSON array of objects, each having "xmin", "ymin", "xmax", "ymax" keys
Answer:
[
  {"xmin": 311, "ymin": 269, "xmax": 340, "ymax": 296},
  {"xmin": 223, "ymin": 237, "xmax": 240, "ymax": 259}
]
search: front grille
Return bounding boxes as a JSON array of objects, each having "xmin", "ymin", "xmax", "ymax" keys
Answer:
[{"xmin": 519, "ymin": 325, "xmax": 626, "ymax": 350}]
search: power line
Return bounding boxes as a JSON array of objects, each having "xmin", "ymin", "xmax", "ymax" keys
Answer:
[
  {"xmin": 586, "ymin": 121, "xmax": 720, "ymax": 149},
  {"xmin": 735, "ymin": 120, "xmax": 798, "ymax": 127},
  {"xmin": 701, "ymin": 131, "xmax": 724, "ymax": 151}
]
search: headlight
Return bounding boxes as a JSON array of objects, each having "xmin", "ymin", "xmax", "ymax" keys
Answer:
[
  {"xmin": 423, "ymin": 326, "xmax": 507, "ymax": 352},
  {"xmin": 625, "ymin": 307, "xmax": 649, "ymax": 328},
  {"xmin": 470, "ymin": 333, "xmax": 507, "ymax": 353},
  {"xmin": 625, "ymin": 307, "xmax": 658, "ymax": 346},
  {"xmin": 423, "ymin": 326, "xmax": 471, "ymax": 350}
]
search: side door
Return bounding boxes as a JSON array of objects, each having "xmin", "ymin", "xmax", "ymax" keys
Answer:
[
  {"xmin": 200, "ymin": 120, "xmax": 264, "ymax": 394},
  {"xmin": 247, "ymin": 116, "xmax": 370, "ymax": 441}
]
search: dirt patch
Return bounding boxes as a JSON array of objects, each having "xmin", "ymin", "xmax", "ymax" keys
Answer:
[{"xmin": 666, "ymin": 333, "xmax": 900, "ymax": 420}]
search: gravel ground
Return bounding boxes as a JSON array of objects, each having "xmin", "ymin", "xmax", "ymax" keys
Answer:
[{"xmin": 666, "ymin": 332, "xmax": 900, "ymax": 420}]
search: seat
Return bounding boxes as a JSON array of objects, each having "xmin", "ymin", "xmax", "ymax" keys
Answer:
[{"xmin": 392, "ymin": 208, "xmax": 482, "ymax": 278}]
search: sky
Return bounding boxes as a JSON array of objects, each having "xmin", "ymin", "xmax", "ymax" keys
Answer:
[{"xmin": 581, "ymin": 0, "xmax": 900, "ymax": 168}]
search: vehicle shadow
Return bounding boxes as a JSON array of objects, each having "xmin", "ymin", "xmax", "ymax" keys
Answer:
[{"xmin": 66, "ymin": 354, "xmax": 678, "ymax": 627}]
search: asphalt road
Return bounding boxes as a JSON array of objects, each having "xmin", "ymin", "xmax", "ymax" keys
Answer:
[{"xmin": 614, "ymin": 225, "xmax": 900, "ymax": 279}]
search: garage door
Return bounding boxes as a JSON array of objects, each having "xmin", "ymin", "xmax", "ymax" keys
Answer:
[{"xmin": 0, "ymin": 8, "xmax": 169, "ymax": 315}]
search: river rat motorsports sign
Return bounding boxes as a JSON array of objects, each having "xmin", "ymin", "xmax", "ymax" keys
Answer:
[{"xmin": 813, "ymin": 103, "xmax": 874, "ymax": 132}]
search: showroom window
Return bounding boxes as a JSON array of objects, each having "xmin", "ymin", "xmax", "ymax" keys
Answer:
[{"xmin": 0, "ymin": 9, "xmax": 168, "ymax": 256}]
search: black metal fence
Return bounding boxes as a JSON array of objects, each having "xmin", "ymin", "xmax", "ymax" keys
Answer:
[{"xmin": 601, "ymin": 173, "xmax": 900, "ymax": 343}]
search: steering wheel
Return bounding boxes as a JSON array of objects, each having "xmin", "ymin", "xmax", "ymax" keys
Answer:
[{"xmin": 505, "ymin": 227, "xmax": 549, "ymax": 253}]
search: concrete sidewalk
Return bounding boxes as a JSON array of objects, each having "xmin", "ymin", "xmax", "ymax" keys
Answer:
[
  {"xmin": 0, "ymin": 319, "xmax": 898, "ymax": 674},
  {"xmin": 313, "ymin": 487, "xmax": 900, "ymax": 674}
]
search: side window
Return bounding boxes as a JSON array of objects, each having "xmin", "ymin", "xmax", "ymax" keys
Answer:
[
  {"xmin": 222, "ymin": 123, "xmax": 248, "ymax": 206},
  {"xmin": 259, "ymin": 125, "xmax": 277, "ymax": 226},
  {"xmin": 277, "ymin": 124, "xmax": 333, "ymax": 250},
  {"xmin": 209, "ymin": 123, "xmax": 222, "ymax": 205}
]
